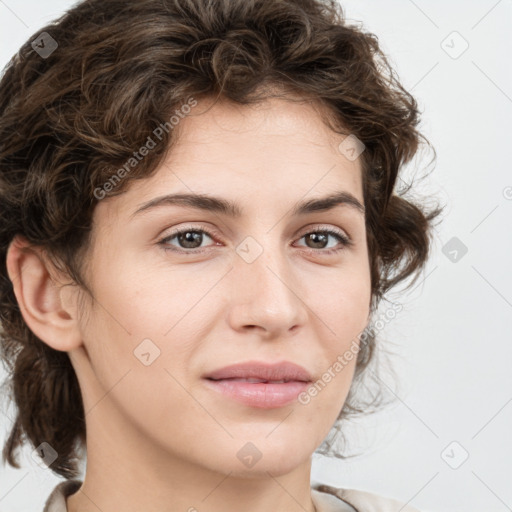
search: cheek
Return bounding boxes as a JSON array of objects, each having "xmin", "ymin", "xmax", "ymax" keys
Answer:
[
  {"xmin": 76, "ymin": 263, "xmax": 204, "ymax": 426},
  {"xmin": 78, "ymin": 256, "xmax": 223, "ymax": 402},
  {"xmin": 86, "ymin": 253, "xmax": 209, "ymax": 339},
  {"xmin": 304, "ymin": 261, "xmax": 370, "ymax": 391},
  {"xmin": 309, "ymin": 260, "xmax": 371, "ymax": 336}
]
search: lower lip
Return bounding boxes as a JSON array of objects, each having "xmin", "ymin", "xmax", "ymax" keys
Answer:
[{"xmin": 203, "ymin": 378, "xmax": 310, "ymax": 409}]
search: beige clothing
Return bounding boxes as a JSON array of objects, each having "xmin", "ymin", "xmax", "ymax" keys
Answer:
[{"xmin": 42, "ymin": 479, "xmax": 421, "ymax": 512}]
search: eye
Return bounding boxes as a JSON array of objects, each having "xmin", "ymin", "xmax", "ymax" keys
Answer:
[
  {"xmin": 157, "ymin": 224, "xmax": 218, "ymax": 253},
  {"xmin": 294, "ymin": 227, "xmax": 353, "ymax": 255}
]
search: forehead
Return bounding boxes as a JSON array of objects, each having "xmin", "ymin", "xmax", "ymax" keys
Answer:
[
  {"xmin": 176, "ymin": 95, "xmax": 357, "ymax": 160},
  {"xmin": 95, "ymin": 96, "xmax": 364, "ymax": 225}
]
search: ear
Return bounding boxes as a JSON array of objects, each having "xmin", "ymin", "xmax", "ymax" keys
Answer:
[{"xmin": 6, "ymin": 235, "xmax": 83, "ymax": 352}]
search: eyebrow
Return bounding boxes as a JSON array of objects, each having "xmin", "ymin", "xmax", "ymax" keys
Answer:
[{"xmin": 130, "ymin": 190, "xmax": 365, "ymax": 219}]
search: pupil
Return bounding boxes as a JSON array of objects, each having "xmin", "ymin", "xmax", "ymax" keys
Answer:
[
  {"xmin": 180, "ymin": 231, "xmax": 202, "ymax": 248},
  {"xmin": 308, "ymin": 233, "xmax": 327, "ymax": 249}
]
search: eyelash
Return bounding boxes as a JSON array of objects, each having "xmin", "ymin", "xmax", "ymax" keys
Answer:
[{"xmin": 157, "ymin": 224, "xmax": 353, "ymax": 256}]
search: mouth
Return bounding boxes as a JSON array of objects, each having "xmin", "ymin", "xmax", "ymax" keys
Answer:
[
  {"xmin": 203, "ymin": 375, "xmax": 311, "ymax": 409},
  {"xmin": 202, "ymin": 360, "xmax": 313, "ymax": 408},
  {"xmin": 206, "ymin": 377, "xmax": 309, "ymax": 384},
  {"xmin": 203, "ymin": 360, "xmax": 313, "ymax": 383}
]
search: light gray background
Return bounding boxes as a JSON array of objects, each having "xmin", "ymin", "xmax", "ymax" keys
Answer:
[{"xmin": 0, "ymin": 1, "xmax": 511, "ymax": 511}]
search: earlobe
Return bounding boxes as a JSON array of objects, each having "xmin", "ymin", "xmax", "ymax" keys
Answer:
[{"xmin": 6, "ymin": 235, "xmax": 83, "ymax": 352}]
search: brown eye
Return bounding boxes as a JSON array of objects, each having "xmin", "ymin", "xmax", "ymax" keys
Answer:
[
  {"xmin": 175, "ymin": 230, "xmax": 207, "ymax": 249},
  {"xmin": 295, "ymin": 228, "xmax": 352, "ymax": 254},
  {"xmin": 158, "ymin": 225, "xmax": 218, "ymax": 253}
]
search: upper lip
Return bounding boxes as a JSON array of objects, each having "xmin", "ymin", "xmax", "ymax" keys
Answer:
[{"xmin": 203, "ymin": 361, "xmax": 313, "ymax": 382}]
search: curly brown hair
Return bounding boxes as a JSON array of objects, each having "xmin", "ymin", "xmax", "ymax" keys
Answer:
[{"xmin": 0, "ymin": 0, "xmax": 444, "ymax": 479}]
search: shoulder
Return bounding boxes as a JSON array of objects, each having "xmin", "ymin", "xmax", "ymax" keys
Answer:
[
  {"xmin": 312, "ymin": 483, "xmax": 422, "ymax": 512},
  {"xmin": 42, "ymin": 480, "xmax": 420, "ymax": 512},
  {"xmin": 42, "ymin": 479, "xmax": 83, "ymax": 512}
]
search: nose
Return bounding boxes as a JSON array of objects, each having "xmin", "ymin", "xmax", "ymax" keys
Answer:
[{"xmin": 226, "ymin": 241, "xmax": 309, "ymax": 339}]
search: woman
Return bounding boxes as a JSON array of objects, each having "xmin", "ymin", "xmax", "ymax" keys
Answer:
[{"xmin": 0, "ymin": 0, "xmax": 443, "ymax": 510}]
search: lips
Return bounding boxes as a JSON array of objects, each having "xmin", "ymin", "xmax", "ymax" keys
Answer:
[
  {"xmin": 202, "ymin": 361, "xmax": 314, "ymax": 408},
  {"xmin": 203, "ymin": 360, "xmax": 313, "ymax": 383}
]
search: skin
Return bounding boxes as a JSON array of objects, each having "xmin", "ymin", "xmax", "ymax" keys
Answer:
[{"xmin": 7, "ymin": 95, "xmax": 371, "ymax": 512}]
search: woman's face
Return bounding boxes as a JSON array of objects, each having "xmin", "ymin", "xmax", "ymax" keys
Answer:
[{"xmin": 70, "ymin": 96, "xmax": 372, "ymax": 478}]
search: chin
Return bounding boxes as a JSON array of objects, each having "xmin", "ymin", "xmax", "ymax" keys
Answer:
[
  {"xmin": 225, "ymin": 438, "xmax": 312, "ymax": 478},
  {"xmin": 226, "ymin": 455, "xmax": 310, "ymax": 479}
]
